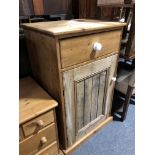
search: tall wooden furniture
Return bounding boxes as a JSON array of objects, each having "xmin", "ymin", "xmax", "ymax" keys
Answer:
[
  {"xmin": 19, "ymin": 77, "xmax": 62, "ymax": 155},
  {"xmin": 19, "ymin": 0, "xmax": 72, "ymax": 17},
  {"xmin": 22, "ymin": 19, "xmax": 126, "ymax": 154}
]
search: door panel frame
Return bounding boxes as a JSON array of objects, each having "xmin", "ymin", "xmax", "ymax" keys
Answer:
[{"xmin": 63, "ymin": 54, "xmax": 118, "ymax": 146}]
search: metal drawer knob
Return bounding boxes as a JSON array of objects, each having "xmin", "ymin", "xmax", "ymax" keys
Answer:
[
  {"xmin": 40, "ymin": 137, "xmax": 47, "ymax": 145},
  {"xmin": 37, "ymin": 120, "xmax": 45, "ymax": 127},
  {"xmin": 93, "ymin": 42, "xmax": 102, "ymax": 52}
]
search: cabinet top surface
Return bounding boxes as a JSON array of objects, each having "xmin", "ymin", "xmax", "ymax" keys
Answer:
[
  {"xmin": 22, "ymin": 19, "xmax": 126, "ymax": 37},
  {"xmin": 19, "ymin": 76, "xmax": 58, "ymax": 124}
]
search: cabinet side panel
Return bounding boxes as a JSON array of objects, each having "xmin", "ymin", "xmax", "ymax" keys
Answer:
[
  {"xmin": 24, "ymin": 30, "xmax": 60, "ymax": 100},
  {"xmin": 24, "ymin": 30, "xmax": 67, "ymax": 148}
]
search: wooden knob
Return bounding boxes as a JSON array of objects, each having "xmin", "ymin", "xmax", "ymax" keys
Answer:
[
  {"xmin": 40, "ymin": 137, "xmax": 47, "ymax": 145},
  {"xmin": 37, "ymin": 120, "xmax": 44, "ymax": 127}
]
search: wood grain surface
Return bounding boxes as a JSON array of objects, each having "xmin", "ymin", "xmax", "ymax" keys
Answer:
[
  {"xmin": 19, "ymin": 77, "xmax": 58, "ymax": 124},
  {"xmin": 60, "ymin": 30, "xmax": 121, "ymax": 68},
  {"xmin": 22, "ymin": 19, "xmax": 126, "ymax": 37}
]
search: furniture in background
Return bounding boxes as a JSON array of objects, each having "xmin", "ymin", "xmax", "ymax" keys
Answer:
[
  {"xmin": 19, "ymin": 77, "xmax": 63, "ymax": 155},
  {"xmin": 22, "ymin": 19, "xmax": 126, "ymax": 154},
  {"xmin": 19, "ymin": 0, "xmax": 72, "ymax": 20},
  {"xmin": 97, "ymin": 0, "xmax": 135, "ymax": 121},
  {"xmin": 114, "ymin": 68, "xmax": 135, "ymax": 121}
]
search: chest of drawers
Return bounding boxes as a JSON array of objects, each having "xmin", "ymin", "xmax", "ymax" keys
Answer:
[
  {"xmin": 19, "ymin": 77, "xmax": 61, "ymax": 155},
  {"xmin": 22, "ymin": 19, "xmax": 126, "ymax": 154}
]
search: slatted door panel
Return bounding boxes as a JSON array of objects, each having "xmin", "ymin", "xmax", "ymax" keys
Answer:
[
  {"xmin": 76, "ymin": 71, "xmax": 107, "ymax": 129},
  {"xmin": 63, "ymin": 54, "xmax": 118, "ymax": 146},
  {"xmin": 75, "ymin": 70, "xmax": 108, "ymax": 140}
]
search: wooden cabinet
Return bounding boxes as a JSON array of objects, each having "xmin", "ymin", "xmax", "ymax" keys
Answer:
[
  {"xmin": 22, "ymin": 20, "xmax": 126, "ymax": 154},
  {"xmin": 19, "ymin": 77, "xmax": 60, "ymax": 155}
]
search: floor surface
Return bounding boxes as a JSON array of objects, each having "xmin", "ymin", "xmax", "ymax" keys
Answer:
[{"xmin": 72, "ymin": 104, "xmax": 135, "ymax": 155}]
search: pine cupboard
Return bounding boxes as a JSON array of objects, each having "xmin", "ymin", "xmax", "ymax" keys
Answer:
[
  {"xmin": 19, "ymin": 77, "xmax": 61, "ymax": 155},
  {"xmin": 22, "ymin": 19, "xmax": 126, "ymax": 154}
]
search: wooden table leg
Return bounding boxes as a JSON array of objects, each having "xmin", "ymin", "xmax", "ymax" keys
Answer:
[{"xmin": 121, "ymin": 86, "xmax": 134, "ymax": 121}]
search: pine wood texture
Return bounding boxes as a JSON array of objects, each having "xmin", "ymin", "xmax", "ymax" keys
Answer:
[
  {"xmin": 36, "ymin": 141, "xmax": 59, "ymax": 155},
  {"xmin": 19, "ymin": 127, "xmax": 24, "ymax": 141},
  {"xmin": 62, "ymin": 116, "xmax": 113, "ymax": 155},
  {"xmin": 22, "ymin": 19, "xmax": 126, "ymax": 37},
  {"xmin": 104, "ymin": 54, "xmax": 118, "ymax": 117},
  {"xmin": 22, "ymin": 20, "xmax": 125, "ymax": 151},
  {"xmin": 24, "ymin": 30, "xmax": 62, "ymax": 103},
  {"xmin": 60, "ymin": 30, "xmax": 121, "ymax": 68},
  {"xmin": 22, "ymin": 110, "xmax": 54, "ymax": 137},
  {"xmin": 24, "ymin": 30, "xmax": 68, "ymax": 147},
  {"xmin": 19, "ymin": 77, "xmax": 58, "ymax": 124},
  {"xmin": 19, "ymin": 77, "xmax": 60, "ymax": 155},
  {"xmin": 19, "ymin": 124, "xmax": 57, "ymax": 155}
]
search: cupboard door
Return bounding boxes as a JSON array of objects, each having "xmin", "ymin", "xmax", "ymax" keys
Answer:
[{"xmin": 63, "ymin": 54, "xmax": 118, "ymax": 146}]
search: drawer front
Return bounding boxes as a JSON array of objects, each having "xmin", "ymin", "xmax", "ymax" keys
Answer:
[
  {"xmin": 22, "ymin": 110, "xmax": 54, "ymax": 137},
  {"xmin": 36, "ymin": 141, "xmax": 59, "ymax": 155},
  {"xmin": 60, "ymin": 30, "xmax": 121, "ymax": 68},
  {"xmin": 20, "ymin": 123, "xmax": 57, "ymax": 155}
]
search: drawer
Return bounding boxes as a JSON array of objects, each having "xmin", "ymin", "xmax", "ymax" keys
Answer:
[
  {"xmin": 20, "ymin": 123, "xmax": 57, "ymax": 155},
  {"xmin": 19, "ymin": 126, "xmax": 24, "ymax": 141},
  {"xmin": 36, "ymin": 141, "xmax": 59, "ymax": 155},
  {"xmin": 22, "ymin": 110, "xmax": 54, "ymax": 137},
  {"xmin": 60, "ymin": 30, "xmax": 121, "ymax": 68}
]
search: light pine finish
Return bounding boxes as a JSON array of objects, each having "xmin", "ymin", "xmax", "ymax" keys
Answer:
[
  {"xmin": 60, "ymin": 30, "xmax": 121, "ymax": 68},
  {"xmin": 22, "ymin": 19, "xmax": 126, "ymax": 37},
  {"xmin": 22, "ymin": 110, "xmax": 54, "ymax": 137},
  {"xmin": 84, "ymin": 77, "xmax": 92, "ymax": 126},
  {"xmin": 76, "ymin": 115, "xmax": 106, "ymax": 140},
  {"xmin": 20, "ymin": 124, "xmax": 57, "ymax": 155},
  {"xmin": 63, "ymin": 71, "xmax": 75, "ymax": 146},
  {"xmin": 19, "ymin": 127, "xmax": 24, "ymax": 141},
  {"xmin": 36, "ymin": 141, "xmax": 59, "ymax": 155},
  {"xmin": 91, "ymin": 74, "xmax": 100, "ymax": 121},
  {"xmin": 63, "ymin": 54, "xmax": 118, "ymax": 146},
  {"xmin": 24, "ymin": 30, "xmax": 67, "ymax": 147},
  {"xmin": 76, "ymin": 81, "xmax": 85, "ymax": 130},
  {"xmin": 19, "ymin": 77, "xmax": 58, "ymax": 124},
  {"xmin": 97, "ymin": 71, "xmax": 107, "ymax": 117},
  {"xmin": 104, "ymin": 54, "xmax": 118, "ymax": 117},
  {"xmin": 24, "ymin": 31, "xmax": 62, "ymax": 104},
  {"xmin": 19, "ymin": 77, "xmax": 60, "ymax": 155},
  {"xmin": 22, "ymin": 20, "xmax": 125, "ymax": 152}
]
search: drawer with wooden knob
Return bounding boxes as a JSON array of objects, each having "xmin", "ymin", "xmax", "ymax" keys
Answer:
[
  {"xmin": 19, "ymin": 123, "xmax": 57, "ymax": 155},
  {"xmin": 22, "ymin": 110, "xmax": 54, "ymax": 137},
  {"xmin": 60, "ymin": 30, "xmax": 122, "ymax": 68},
  {"xmin": 36, "ymin": 141, "xmax": 59, "ymax": 155}
]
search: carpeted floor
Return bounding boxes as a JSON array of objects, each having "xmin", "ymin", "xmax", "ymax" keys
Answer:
[{"xmin": 72, "ymin": 104, "xmax": 135, "ymax": 155}]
